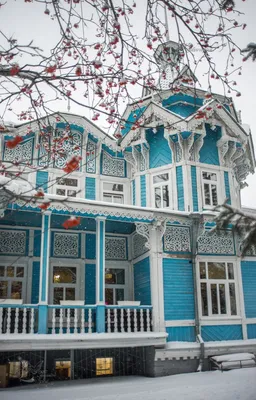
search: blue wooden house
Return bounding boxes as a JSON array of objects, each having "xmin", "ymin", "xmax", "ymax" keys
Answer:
[{"xmin": 0, "ymin": 41, "xmax": 256, "ymax": 379}]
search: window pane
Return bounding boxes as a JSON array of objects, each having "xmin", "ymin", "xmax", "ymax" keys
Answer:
[
  {"xmin": 103, "ymin": 183, "xmax": 123, "ymax": 192},
  {"xmin": 229, "ymin": 283, "xmax": 237, "ymax": 315},
  {"xmin": 58, "ymin": 178, "xmax": 78, "ymax": 187},
  {"xmin": 7, "ymin": 266, "xmax": 14, "ymax": 277},
  {"xmin": 200, "ymin": 262, "xmax": 206, "ymax": 279},
  {"xmin": 116, "ymin": 289, "xmax": 124, "ymax": 302},
  {"xmin": 113, "ymin": 195, "xmax": 124, "ymax": 204},
  {"xmin": 219, "ymin": 284, "xmax": 226, "ymax": 314},
  {"xmin": 154, "ymin": 187, "xmax": 161, "ymax": 208},
  {"xmin": 105, "ymin": 288, "xmax": 113, "ymax": 305},
  {"xmin": 208, "ymin": 262, "xmax": 226, "ymax": 279},
  {"xmin": 162, "ymin": 185, "xmax": 169, "ymax": 208},
  {"xmin": 53, "ymin": 267, "xmax": 76, "ymax": 284},
  {"xmin": 66, "ymin": 287, "xmax": 75, "ymax": 301},
  {"xmin": 201, "ymin": 283, "xmax": 208, "ymax": 316},
  {"xmin": 54, "ymin": 287, "xmax": 63, "ymax": 304},
  {"xmin": 202, "ymin": 172, "xmax": 217, "ymax": 181},
  {"xmin": 105, "ymin": 269, "xmax": 125, "ymax": 284},
  {"xmin": 56, "ymin": 189, "xmax": 66, "ymax": 196},
  {"xmin": 153, "ymin": 174, "xmax": 168, "ymax": 184},
  {"xmin": 228, "ymin": 263, "xmax": 234, "ymax": 279},
  {"xmin": 16, "ymin": 267, "xmax": 24, "ymax": 278},
  {"xmin": 11, "ymin": 281, "xmax": 22, "ymax": 299},
  {"xmin": 103, "ymin": 194, "xmax": 112, "ymax": 202},
  {"xmin": 204, "ymin": 184, "xmax": 211, "ymax": 205},
  {"xmin": 211, "ymin": 185, "xmax": 218, "ymax": 206},
  {"xmin": 0, "ymin": 266, "xmax": 4, "ymax": 277},
  {"xmin": 67, "ymin": 190, "xmax": 77, "ymax": 197},
  {"xmin": 0, "ymin": 281, "xmax": 8, "ymax": 298},
  {"xmin": 211, "ymin": 284, "xmax": 218, "ymax": 314}
]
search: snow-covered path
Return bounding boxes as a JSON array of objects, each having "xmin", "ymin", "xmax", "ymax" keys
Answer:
[{"xmin": 1, "ymin": 369, "xmax": 256, "ymax": 400}]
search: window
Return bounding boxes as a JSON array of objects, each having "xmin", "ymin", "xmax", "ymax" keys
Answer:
[
  {"xmin": 105, "ymin": 268, "xmax": 126, "ymax": 305},
  {"xmin": 202, "ymin": 171, "xmax": 218, "ymax": 207},
  {"xmin": 0, "ymin": 265, "xmax": 25, "ymax": 299},
  {"xmin": 199, "ymin": 261, "xmax": 237, "ymax": 317},
  {"xmin": 52, "ymin": 266, "xmax": 77, "ymax": 305},
  {"xmin": 96, "ymin": 358, "xmax": 113, "ymax": 376},
  {"xmin": 103, "ymin": 182, "xmax": 124, "ymax": 204},
  {"xmin": 153, "ymin": 173, "xmax": 170, "ymax": 208},
  {"xmin": 55, "ymin": 177, "xmax": 79, "ymax": 197}
]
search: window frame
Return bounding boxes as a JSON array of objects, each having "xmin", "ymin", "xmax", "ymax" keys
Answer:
[
  {"xmin": 52, "ymin": 173, "xmax": 81, "ymax": 198},
  {"xmin": 152, "ymin": 171, "xmax": 171, "ymax": 209},
  {"xmin": 0, "ymin": 264, "xmax": 26, "ymax": 301},
  {"xmin": 201, "ymin": 170, "xmax": 219, "ymax": 208},
  {"xmin": 197, "ymin": 259, "xmax": 240, "ymax": 319},
  {"xmin": 50, "ymin": 262, "xmax": 82, "ymax": 305},
  {"xmin": 101, "ymin": 180, "xmax": 126, "ymax": 205},
  {"xmin": 105, "ymin": 265, "xmax": 128, "ymax": 305}
]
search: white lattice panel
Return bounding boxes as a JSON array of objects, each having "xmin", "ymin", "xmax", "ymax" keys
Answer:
[
  {"xmin": 0, "ymin": 230, "xmax": 26, "ymax": 255},
  {"xmin": 197, "ymin": 229, "xmax": 234, "ymax": 255},
  {"xmin": 163, "ymin": 226, "xmax": 191, "ymax": 253},
  {"xmin": 86, "ymin": 139, "xmax": 97, "ymax": 173},
  {"xmin": 4, "ymin": 138, "xmax": 33, "ymax": 163},
  {"xmin": 53, "ymin": 232, "xmax": 79, "ymax": 257},
  {"xmin": 105, "ymin": 237, "xmax": 127, "ymax": 260},
  {"xmin": 132, "ymin": 232, "xmax": 147, "ymax": 259},
  {"xmin": 102, "ymin": 151, "xmax": 125, "ymax": 177}
]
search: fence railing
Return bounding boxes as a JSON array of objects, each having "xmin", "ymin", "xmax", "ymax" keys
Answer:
[
  {"xmin": 105, "ymin": 306, "xmax": 152, "ymax": 333},
  {"xmin": 48, "ymin": 305, "xmax": 96, "ymax": 334},
  {"xmin": 0, "ymin": 304, "xmax": 38, "ymax": 334}
]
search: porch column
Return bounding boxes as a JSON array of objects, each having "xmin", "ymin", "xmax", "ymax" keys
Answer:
[
  {"xmin": 96, "ymin": 216, "xmax": 106, "ymax": 333},
  {"xmin": 149, "ymin": 225, "xmax": 165, "ymax": 332},
  {"xmin": 38, "ymin": 211, "xmax": 51, "ymax": 334}
]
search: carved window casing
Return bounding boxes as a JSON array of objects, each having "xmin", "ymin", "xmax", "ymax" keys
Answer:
[
  {"xmin": 0, "ymin": 230, "xmax": 27, "ymax": 255},
  {"xmin": 163, "ymin": 226, "xmax": 191, "ymax": 253},
  {"xmin": 53, "ymin": 232, "xmax": 79, "ymax": 258},
  {"xmin": 105, "ymin": 237, "xmax": 127, "ymax": 260}
]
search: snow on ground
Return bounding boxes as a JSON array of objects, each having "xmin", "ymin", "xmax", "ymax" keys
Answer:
[{"xmin": 1, "ymin": 369, "xmax": 256, "ymax": 400}]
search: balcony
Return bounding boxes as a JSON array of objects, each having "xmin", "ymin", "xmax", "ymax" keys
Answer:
[{"xmin": 0, "ymin": 303, "xmax": 166, "ymax": 351}]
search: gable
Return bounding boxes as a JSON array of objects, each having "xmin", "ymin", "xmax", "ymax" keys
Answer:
[
  {"xmin": 146, "ymin": 126, "xmax": 172, "ymax": 169},
  {"xmin": 199, "ymin": 124, "xmax": 221, "ymax": 165}
]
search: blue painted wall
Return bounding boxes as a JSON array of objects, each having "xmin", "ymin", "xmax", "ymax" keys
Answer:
[
  {"xmin": 34, "ymin": 230, "xmax": 41, "ymax": 257},
  {"xmin": 166, "ymin": 326, "xmax": 196, "ymax": 342},
  {"xmin": 167, "ymin": 104, "xmax": 198, "ymax": 118},
  {"xmin": 121, "ymin": 106, "xmax": 146, "ymax": 136},
  {"xmin": 163, "ymin": 258, "xmax": 195, "ymax": 320},
  {"xmin": 146, "ymin": 127, "xmax": 172, "ymax": 169},
  {"xmin": 201, "ymin": 325, "xmax": 243, "ymax": 341},
  {"xmin": 162, "ymin": 94, "xmax": 203, "ymax": 108},
  {"xmin": 85, "ymin": 233, "xmax": 96, "ymax": 259},
  {"xmin": 176, "ymin": 166, "xmax": 185, "ymax": 211},
  {"xmin": 31, "ymin": 261, "xmax": 40, "ymax": 304},
  {"xmin": 191, "ymin": 166, "xmax": 198, "ymax": 212},
  {"xmin": 199, "ymin": 124, "xmax": 221, "ymax": 165},
  {"xmin": 241, "ymin": 261, "xmax": 256, "ymax": 318},
  {"xmin": 85, "ymin": 177, "xmax": 96, "ymax": 200},
  {"xmin": 134, "ymin": 257, "xmax": 151, "ymax": 305},
  {"xmin": 247, "ymin": 324, "xmax": 256, "ymax": 339},
  {"xmin": 85, "ymin": 263, "xmax": 96, "ymax": 304},
  {"xmin": 36, "ymin": 171, "xmax": 49, "ymax": 192},
  {"xmin": 132, "ymin": 179, "xmax": 136, "ymax": 205},
  {"xmin": 140, "ymin": 175, "xmax": 146, "ymax": 207},
  {"xmin": 224, "ymin": 171, "xmax": 231, "ymax": 205}
]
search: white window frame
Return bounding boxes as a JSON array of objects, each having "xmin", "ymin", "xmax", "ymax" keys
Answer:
[
  {"xmin": 105, "ymin": 264, "xmax": 129, "ymax": 305},
  {"xmin": 51, "ymin": 173, "xmax": 81, "ymax": 198},
  {"xmin": 101, "ymin": 180, "xmax": 126, "ymax": 204},
  {"xmin": 152, "ymin": 171, "xmax": 171, "ymax": 209},
  {"xmin": 201, "ymin": 170, "xmax": 219, "ymax": 208},
  {"xmin": 50, "ymin": 262, "xmax": 82, "ymax": 305},
  {"xmin": 0, "ymin": 264, "xmax": 27, "ymax": 300},
  {"xmin": 197, "ymin": 258, "xmax": 240, "ymax": 319}
]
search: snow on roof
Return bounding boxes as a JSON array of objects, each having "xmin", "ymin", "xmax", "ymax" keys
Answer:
[{"xmin": 0, "ymin": 175, "xmax": 36, "ymax": 198}]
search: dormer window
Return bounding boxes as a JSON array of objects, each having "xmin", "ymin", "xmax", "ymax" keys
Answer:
[
  {"xmin": 55, "ymin": 177, "xmax": 79, "ymax": 197},
  {"xmin": 202, "ymin": 171, "xmax": 218, "ymax": 207},
  {"xmin": 153, "ymin": 173, "xmax": 170, "ymax": 208},
  {"xmin": 103, "ymin": 182, "xmax": 124, "ymax": 204}
]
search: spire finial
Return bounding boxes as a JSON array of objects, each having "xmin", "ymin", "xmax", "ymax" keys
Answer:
[{"xmin": 164, "ymin": 5, "xmax": 170, "ymax": 42}]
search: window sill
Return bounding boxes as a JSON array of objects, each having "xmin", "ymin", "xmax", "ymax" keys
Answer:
[{"xmin": 200, "ymin": 316, "xmax": 242, "ymax": 326}]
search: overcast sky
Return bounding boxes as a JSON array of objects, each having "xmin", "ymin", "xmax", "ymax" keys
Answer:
[{"xmin": 1, "ymin": 0, "xmax": 256, "ymax": 208}]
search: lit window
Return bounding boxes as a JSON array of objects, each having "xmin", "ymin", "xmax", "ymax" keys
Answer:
[
  {"xmin": 153, "ymin": 173, "xmax": 170, "ymax": 208},
  {"xmin": 202, "ymin": 171, "xmax": 218, "ymax": 207},
  {"xmin": 55, "ymin": 177, "xmax": 79, "ymax": 197},
  {"xmin": 105, "ymin": 268, "xmax": 125, "ymax": 305},
  {"xmin": 96, "ymin": 358, "xmax": 113, "ymax": 376},
  {"xmin": 0, "ymin": 265, "xmax": 24, "ymax": 299},
  {"xmin": 52, "ymin": 267, "xmax": 77, "ymax": 305},
  {"xmin": 199, "ymin": 261, "xmax": 237, "ymax": 317},
  {"xmin": 103, "ymin": 182, "xmax": 124, "ymax": 204}
]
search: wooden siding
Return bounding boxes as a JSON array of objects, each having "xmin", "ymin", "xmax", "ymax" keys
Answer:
[
  {"xmin": 201, "ymin": 325, "xmax": 243, "ymax": 341},
  {"xmin": 176, "ymin": 166, "xmax": 185, "ymax": 211},
  {"xmin": 140, "ymin": 175, "xmax": 146, "ymax": 207},
  {"xmin": 166, "ymin": 326, "xmax": 196, "ymax": 342},
  {"xmin": 241, "ymin": 261, "xmax": 256, "ymax": 318},
  {"xmin": 191, "ymin": 166, "xmax": 199, "ymax": 212},
  {"xmin": 85, "ymin": 177, "xmax": 96, "ymax": 200},
  {"xmin": 134, "ymin": 257, "xmax": 151, "ymax": 305}
]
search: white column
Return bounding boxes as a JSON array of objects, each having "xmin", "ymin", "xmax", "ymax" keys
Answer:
[{"xmin": 96, "ymin": 216, "xmax": 106, "ymax": 332}]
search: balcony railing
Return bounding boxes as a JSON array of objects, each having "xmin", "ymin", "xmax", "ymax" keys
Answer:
[{"xmin": 0, "ymin": 304, "xmax": 153, "ymax": 335}]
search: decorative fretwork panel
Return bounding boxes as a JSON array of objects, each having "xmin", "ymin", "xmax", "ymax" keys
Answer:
[
  {"xmin": 53, "ymin": 232, "xmax": 79, "ymax": 257},
  {"xmin": 105, "ymin": 237, "xmax": 127, "ymax": 260},
  {"xmin": 163, "ymin": 225, "xmax": 191, "ymax": 253},
  {"xmin": 38, "ymin": 130, "xmax": 82, "ymax": 169},
  {"xmin": 132, "ymin": 232, "xmax": 148, "ymax": 259},
  {"xmin": 197, "ymin": 229, "xmax": 234, "ymax": 255},
  {"xmin": 0, "ymin": 230, "xmax": 26, "ymax": 255},
  {"xmin": 102, "ymin": 151, "xmax": 125, "ymax": 177},
  {"xmin": 4, "ymin": 138, "xmax": 33, "ymax": 163},
  {"xmin": 86, "ymin": 139, "xmax": 97, "ymax": 174}
]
